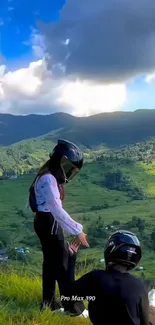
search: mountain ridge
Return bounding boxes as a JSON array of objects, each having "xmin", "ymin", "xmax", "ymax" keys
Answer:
[{"xmin": 1, "ymin": 109, "xmax": 155, "ymax": 147}]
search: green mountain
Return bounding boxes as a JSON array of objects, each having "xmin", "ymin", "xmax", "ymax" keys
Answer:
[
  {"xmin": 0, "ymin": 135, "xmax": 56, "ymax": 176},
  {"xmin": 1, "ymin": 140, "xmax": 155, "ymax": 277},
  {"xmin": 1, "ymin": 131, "xmax": 155, "ymax": 177},
  {"xmin": 2, "ymin": 109, "xmax": 155, "ymax": 147},
  {"xmin": 1, "ymin": 134, "xmax": 155, "ymax": 296},
  {"xmin": 1, "ymin": 138, "xmax": 155, "ymax": 248},
  {"xmin": 1, "ymin": 111, "xmax": 155, "ymax": 279},
  {"xmin": 2, "ymin": 111, "xmax": 155, "ymax": 324},
  {"xmin": 0, "ymin": 112, "xmax": 75, "ymax": 146}
]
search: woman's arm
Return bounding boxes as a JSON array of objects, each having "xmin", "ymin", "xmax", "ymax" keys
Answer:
[{"xmin": 38, "ymin": 174, "xmax": 83, "ymax": 235}]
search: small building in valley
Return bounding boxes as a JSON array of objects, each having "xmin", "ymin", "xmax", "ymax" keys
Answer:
[{"xmin": 0, "ymin": 248, "xmax": 9, "ymax": 262}]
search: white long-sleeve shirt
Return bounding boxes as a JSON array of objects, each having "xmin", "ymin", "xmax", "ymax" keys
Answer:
[{"xmin": 34, "ymin": 173, "xmax": 83, "ymax": 236}]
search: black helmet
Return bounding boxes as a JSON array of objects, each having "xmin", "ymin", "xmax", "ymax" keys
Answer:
[
  {"xmin": 104, "ymin": 230, "xmax": 142, "ymax": 270},
  {"xmin": 49, "ymin": 139, "xmax": 83, "ymax": 183}
]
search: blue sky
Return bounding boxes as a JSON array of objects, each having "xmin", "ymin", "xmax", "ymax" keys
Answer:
[
  {"xmin": 0, "ymin": 0, "xmax": 155, "ymax": 116},
  {"xmin": 0, "ymin": 0, "xmax": 65, "ymax": 67},
  {"xmin": 124, "ymin": 77, "xmax": 155, "ymax": 111}
]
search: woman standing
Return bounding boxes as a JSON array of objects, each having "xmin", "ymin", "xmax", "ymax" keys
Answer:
[{"xmin": 29, "ymin": 139, "xmax": 89, "ymax": 317}]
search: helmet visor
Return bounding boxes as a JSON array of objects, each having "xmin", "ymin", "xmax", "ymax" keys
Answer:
[{"xmin": 60, "ymin": 156, "xmax": 79, "ymax": 181}]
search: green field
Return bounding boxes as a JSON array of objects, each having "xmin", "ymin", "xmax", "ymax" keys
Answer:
[
  {"xmin": 1, "ymin": 150, "xmax": 155, "ymax": 277},
  {"xmin": 0, "ymin": 269, "xmax": 91, "ymax": 325},
  {"xmin": 1, "ymin": 138, "xmax": 155, "ymax": 323}
]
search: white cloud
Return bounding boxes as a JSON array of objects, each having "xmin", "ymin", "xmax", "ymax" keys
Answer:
[
  {"xmin": 30, "ymin": 28, "xmax": 46, "ymax": 59},
  {"xmin": 0, "ymin": 59, "xmax": 127, "ymax": 116},
  {"xmin": 145, "ymin": 72, "xmax": 155, "ymax": 84},
  {"xmin": 0, "ymin": 6, "xmax": 131, "ymax": 117},
  {"xmin": 23, "ymin": 28, "xmax": 46, "ymax": 59},
  {"xmin": 1, "ymin": 0, "xmax": 155, "ymax": 116},
  {"xmin": 58, "ymin": 81, "xmax": 127, "ymax": 116}
]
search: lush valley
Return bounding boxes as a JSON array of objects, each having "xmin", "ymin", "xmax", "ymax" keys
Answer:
[
  {"xmin": 1, "ymin": 141, "xmax": 155, "ymax": 280},
  {"xmin": 1, "ymin": 127, "xmax": 155, "ymax": 178},
  {"xmin": 1, "ymin": 114, "xmax": 155, "ymax": 324}
]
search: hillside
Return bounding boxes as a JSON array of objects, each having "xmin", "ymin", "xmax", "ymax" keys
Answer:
[
  {"xmin": 0, "ymin": 112, "xmax": 75, "ymax": 146},
  {"xmin": 0, "ymin": 268, "xmax": 155, "ymax": 325},
  {"xmin": 0, "ymin": 133, "xmax": 96, "ymax": 177},
  {"xmin": 2, "ymin": 266, "xmax": 155, "ymax": 325},
  {"xmin": 1, "ymin": 142, "xmax": 155, "ymax": 279},
  {"xmin": 0, "ymin": 269, "xmax": 90, "ymax": 325},
  {"xmin": 1, "ymin": 140, "xmax": 155, "ymax": 325},
  {"xmin": 0, "ymin": 135, "xmax": 56, "ymax": 176},
  {"xmin": 1, "ymin": 133, "xmax": 155, "ymax": 288},
  {"xmin": 2, "ymin": 109, "xmax": 155, "ymax": 147},
  {"xmin": 1, "ymin": 134, "xmax": 155, "ymax": 177},
  {"xmin": 1, "ymin": 118, "xmax": 155, "ymax": 324}
]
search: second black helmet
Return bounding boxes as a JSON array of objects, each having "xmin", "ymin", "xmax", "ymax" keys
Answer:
[{"xmin": 104, "ymin": 230, "xmax": 142, "ymax": 270}]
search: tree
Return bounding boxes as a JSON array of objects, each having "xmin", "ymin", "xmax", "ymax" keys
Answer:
[
  {"xmin": 113, "ymin": 220, "xmax": 120, "ymax": 226},
  {"xmin": 87, "ymin": 218, "xmax": 107, "ymax": 248},
  {"xmin": 151, "ymin": 231, "xmax": 155, "ymax": 249},
  {"xmin": 136, "ymin": 218, "xmax": 145, "ymax": 235},
  {"xmin": 0, "ymin": 230, "xmax": 11, "ymax": 247},
  {"xmin": 103, "ymin": 170, "xmax": 124, "ymax": 190}
]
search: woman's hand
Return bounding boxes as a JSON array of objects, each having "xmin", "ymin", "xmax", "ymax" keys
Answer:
[
  {"xmin": 72, "ymin": 232, "xmax": 89, "ymax": 247},
  {"xmin": 78, "ymin": 231, "xmax": 89, "ymax": 247}
]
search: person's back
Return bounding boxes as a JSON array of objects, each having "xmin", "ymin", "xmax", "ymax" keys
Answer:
[{"xmin": 87, "ymin": 268, "xmax": 148, "ymax": 325}]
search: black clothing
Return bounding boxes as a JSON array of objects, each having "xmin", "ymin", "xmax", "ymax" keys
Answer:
[
  {"xmin": 34, "ymin": 211, "xmax": 85, "ymax": 315},
  {"xmin": 64, "ymin": 268, "xmax": 149, "ymax": 325}
]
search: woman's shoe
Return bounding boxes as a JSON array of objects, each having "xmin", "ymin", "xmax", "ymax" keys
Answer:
[
  {"xmin": 53, "ymin": 308, "xmax": 65, "ymax": 313},
  {"xmin": 68, "ymin": 308, "xmax": 89, "ymax": 318},
  {"xmin": 75, "ymin": 308, "xmax": 89, "ymax": 318}
]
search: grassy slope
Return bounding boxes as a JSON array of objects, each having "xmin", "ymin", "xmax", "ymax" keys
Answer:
[
  {"xmin": 0, "ymin": 263, "xmax": 153, "ymax": 325},
  {"xmin": 1, "ymin": 154, "xmax": 155, "ymax": 275},
  {"xmin": 0, "ymin": 133, "xmax": 97, "ymax": 175},
  {"xmin": 0, "ymin": 159, "xmax": 137, "ymax": 248},
  {"xmin": 0, "ymin": 269, "xmax": 91, "ymax": 325},
  {"xmin": 1, "ymin": 145, "xmax": 155, "ymax": 323},
  {"xmin": 0, "ymin": 136, "xmax": 56, "ymax": 175},
  {"xmin": 0, "ymin": 261, "xmax": 150, "ymax": 325},
  {"xmin": 0, "ymin": 129, "xmax": 155, "ymax": 177}
]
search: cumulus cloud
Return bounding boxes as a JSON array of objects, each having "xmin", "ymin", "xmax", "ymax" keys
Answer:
[
  {"xmin": 58, "ymin": 81, "xmax": 126, "ymax": 116},
  {"xmin": 23, "ymin": 28, "xmax": 46, "ymax": 59},
  {"xmin": 2, "ymin": 0, "xmax": 155, "ymax": 116},
  {"xmin": 0, "ymin": 59, "xmax": 127, "ymax": 115},
  {"xmin": 39, "ymin": 0, "xmax": 155, "ymax": 82},
  {"xmin": 145, "ymin": 72, "xmax": 155, "ymax": 84}
]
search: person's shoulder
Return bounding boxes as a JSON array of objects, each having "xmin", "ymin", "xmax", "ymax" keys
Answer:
[
  {"xmin": 127, "ymin": 273, "xmax": 144, "ymax": 284},
  {"xmin": 38, "ymin": 173, "xmax": 57, "ymax": 185},
  {"xmin": 88, "ymin": 268, "xmax": 106, "ymax": 279},
  {"xmin": 127, "ymin": 273, "xmax": 147, "ymax": 293}
]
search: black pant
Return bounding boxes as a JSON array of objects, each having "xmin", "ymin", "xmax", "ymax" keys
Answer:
[{"xmin": 34, "ymin": 211, "xmax": 85, "ymax": 315}]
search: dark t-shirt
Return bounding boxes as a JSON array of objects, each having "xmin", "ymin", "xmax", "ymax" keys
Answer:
[{"xmin": 65, "ymin": 268, "xmax": 149, "ymax": 325}]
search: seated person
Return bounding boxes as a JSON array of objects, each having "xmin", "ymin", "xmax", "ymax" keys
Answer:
[{"xmin": 62, "ymin": 230, "xmax": 149, "ymax": 325}]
